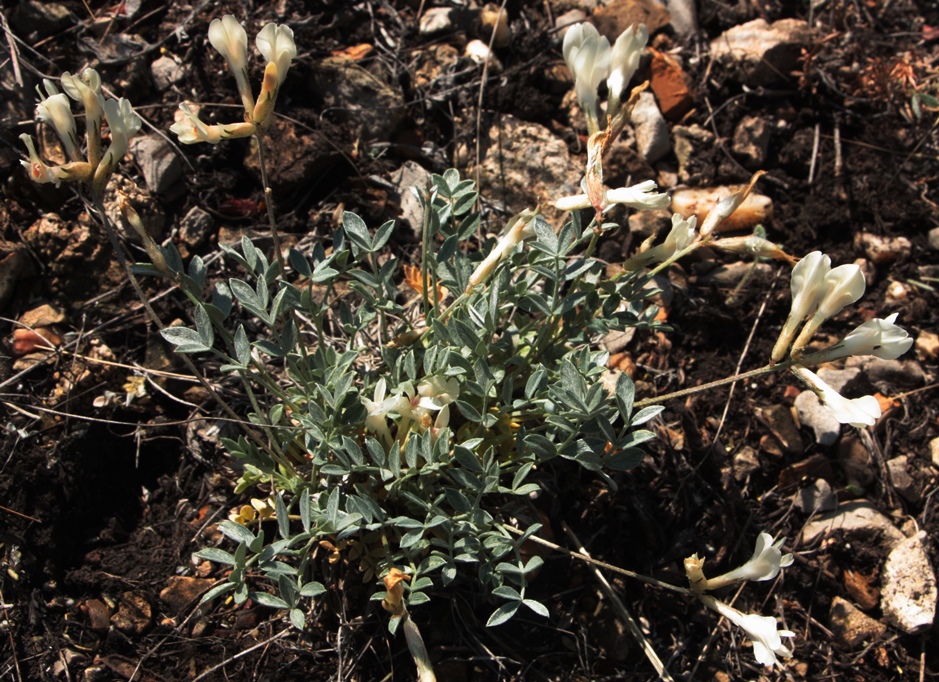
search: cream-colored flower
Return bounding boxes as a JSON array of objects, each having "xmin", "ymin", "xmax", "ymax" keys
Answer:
[
  {"xmin": 700, "ymin": 594, "xmax": 795, "ymax": 668},
  {"xmin": 791, "ymin": 364, "xmax": 881, "ymax": 427},
  {"xmin": 801, "ymin": 313, "xmax": 913, "ymax": 364},
  {"xmin": 19, "ymin": 133, "xmax": 64, "ymax": 184},
  {"xmin": 61, "ymin": 69, "xmax": 105, "ymax": 165},
  {"xmin": 170, "ymin": 102, "xmax": 223, "ymax": 144},
  {"xmin": 208, "ymin": 15, "xmax": 254, "ymax": 116},
  {"xmin": 772, "ymin": 251, "xmax": 830, "ymax": 362},
  {"xmin": 467, "ymin": 211, "xmax": 539, "ymax": 289},
  {"xmin": 554, "ymin": 180, "xmax": 670, "ymax": 212},
  {"xmin": 705, "ymin": 533, "xmax": 794, "ymax": 590},
  {"xmin": 605, "ymin": 24, "xmax": 648, "ymax": 117},
  {"xmin": 622, "ymin": 213, "xmax": 697, "ymax": 270},
  {"xmin": 94, "ymin": 97, "xmax": 142, "ymax": 192},
  {"xmin": 36, "ymin": 80, "xmax": 82, "ymax": 162},
  {"xmin": 253, "ymin": 22, "xmax": 297, "ymax": 126},
  {"xmin": 790, "ymin": 263, "xmax": 866, "ymax": 355},
  {"xmin": 362, "ymin": 378, "xmax": 409, "ymax": 446},
  {"xmin": 562, "ymin": 23, "xmax": 611, "ymax": 133}
]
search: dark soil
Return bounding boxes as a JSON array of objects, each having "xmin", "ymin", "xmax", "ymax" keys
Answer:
[{"xmin": 2, "ymin": 1, "xmax": 938, "ymax": 681}]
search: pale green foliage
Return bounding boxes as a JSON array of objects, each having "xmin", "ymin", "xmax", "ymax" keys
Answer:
[{"xmin": 150, "ymin": 169, "xmax": 666, "ymax": 627}]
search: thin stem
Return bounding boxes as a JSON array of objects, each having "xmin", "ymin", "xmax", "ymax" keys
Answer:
[
  {"xmin": 254, "ymin": 132, "xmax": 285, "ymax": 276},
  {"xmin": 633, "ymin": 361, "xmax": 793, "ymax": 410}
]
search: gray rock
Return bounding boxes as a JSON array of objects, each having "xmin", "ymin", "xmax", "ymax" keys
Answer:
[
  {"xmin": 474, "ymin": 114, "xmax": 582, "ymax": 212},
  {"xmin": 628, "ymin": 208, "xmax": 671, "ymax": 238},
  {"xmin": 795, "ymin": 390, "xmax": 842, "ymax": 446},
  {"xmin": 854, "ymin": 232, "xmax": 912, "ymax": 265},
  {"xmin": 696, "ymin": 262, "xmax": 772, "ymax": 287},
  {"xmin": 130, "ymin": 135, "xmax": 183, "ymax": 196},
  {"xmin": 886, "ymin": 456, "xmax": 919, "ymax": 503},
  {"xmin": 857, "ymin": 357, "xmax": 926, "ymax": 394},
  {"xmin": 310, "ymin": 57, "xmax": 405, "ymax": 140},
  {"xmin": 928, "ymin": 226, "xmax": 939, "ymax": 251},
  {"xmin": 666, "ymin": 0, "xmax": 697, "ymax": 35},
  {"xmin": 630, "ymin": 91, "xmax": 670, "ymax": 164},
  {"xmin": 733, "ymin": 446, "xmax": 760, "ymax": 481},
  {"xmin": 388, "ymin": 161, "xmax": 433, "ymax": 239},
  {"xmin": 151, "ymin": 56, "xmax": 185, "ymax": 91},
  {"xmin": 802, "ymin": 500, "xmax": 905, "ymax": 550},
  {"xmin": 178, "ymin": 207, "xmax": 214, "ymax": 251},
  {"xmin": 556, "ymin": 9, "xmax": 588, "ymax": 37},
  {"xmin": 732, "ymin": 115, "xmax": 772, "ymax": 168},
  {"xmin": 12, "ymin": 1, "xmax": 72, "ymax": 40},
  {"xmin": 757, "ymin": 403, "xmax": 803, "ymax": 456},
  {"xmin": 830, "ymin": 596, "xmax": 887, "ymax": 647},
  {"xmin": 817, "ymin": 366, "xmax": 864, "ymax": 395},
  {"xmin": 709, "ymin": 19, "xmax": 814, "ymax": 85},
  {"xmin": 881, "ymin": 532, "xmax": 937, "ymax": 634},
  {"xmin": 795, "ymin": 478, "xmax": 837, "ymax": 514}
]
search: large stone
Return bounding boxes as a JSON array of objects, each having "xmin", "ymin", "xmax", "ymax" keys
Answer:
[
  {"xmin": 881, "ymin": 532, "xmax": 937, "ymax": 634},
  {"xmin": 473, "ymin": 114, "xmax": 582, "ymax": 213},
  {"xmin": 630, "ymin": 91, "xmax": 670, "ymax": 163},
  {"xmin": 802, "ymin": 500, "xmax": 905, "ymax": 550},
  {"xmin": 710, "ymin": 19, "xmax": 814, "ymax": 85},
  {"xmin": 592, "ymin": 0, "xmax": 671, "ymax": 41},
  {"xmin": 310, "ymin": 57, "xmax": 405, "ymax": 140},
  {"xmin": 388, "ymin": 161, "xmax": 433, "ymax": 240},
  {"xmin": 130, "ymin": 135, "xmax": 183, "ymax": 195},
  {"xmin": 732, "ymin": 115, "xmax": 772, "ymax": 168},
  {"xmin": 795, "ymin": 389, "xmax": 841, "ymax": 446},
  {"xmin": 829, "ymin": 597, "xmax": 887, "ymax": 647}
]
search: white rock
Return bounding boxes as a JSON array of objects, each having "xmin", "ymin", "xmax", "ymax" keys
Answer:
[
  {"xmin": 817, "ymin": 365, "xmax": 863, "ymax": 394},
  {"xmin": 886, "ymin": 455, "xmax": 919, "ymax": 503},
  {"xmin": 802, "ymin": 500, "xmax": 905, "ymax": 550},
  {"xmin": 630, "ymin": 91, "xmax": 670, "ymax": 164},
  {"xmin": 928, "ymin": 226, "xmax": 939, "ymax": 251},
  {"xmin": 465, "ymin": 39, "xmax": 502, "ymax": 73},
  {"xmin": 420, "ymin": 7, "xmax": 456, "ymax": 36},
  {"xmin": 930, "ymin": 437, "xmax": 939, "ymax": 468},
  {"xmin": 881, "ymin": 532, "xmax": 937, "ymax": 634},
  {"xmin": 709, "ymin": 19, "xmax": 813, "ymax": 85},
  {"xmin": 666, "ymin": 0, "xmax": 698, "ymax": 35},
  {"xmin": 795, "ymin": 389, "xmax": 841, "ymax": 446},
  {"xmin": 795, "ymin": 478, "xmax": 837, "ymax": 514}
]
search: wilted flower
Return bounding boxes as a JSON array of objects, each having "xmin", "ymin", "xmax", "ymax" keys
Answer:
[
  {"xmin": 208, "ymin": 15, "xmax": 254, "ymax": 116},
  {"xmin": 36, "ymin": 80, "xmax": 81, "ymax": 162},
  {"xmin": 705, "ymin": 533, "xmax": 794, "ymax": 590},
  {"xmin": 554, "ymin": 179, "xmax": 670, "ymax": 212},
  {"xmin": 403, "ymin": 264, "xmax": 448, "ymax": 302},
  {"xmin": 381, "ymin": 567, "xmax": 411, "ymax": 617},
  {"xmin": 791, "ymin": 364, "xmax": 881, "ymax": 427},
  {"xmin": 253, "ymin": 22, "xmax": 297, "ymax": 127},
  {"xmin": 684, "ymin": 553, "xmax": 708, "ymax": 594},
  {"xmin": 711, "ymin": 234, "xmax": 795, "ymax": 264},
  {"xmin": 700, "ymin": 594, "xmax": 795, "ymax": 668},
  {"xmin": 562, "ymin": 23, "xmax": 611, "ymax": 133},
  {"xmin": 606, "ymin": 24, "xmax": 648, "ymax": 117}
]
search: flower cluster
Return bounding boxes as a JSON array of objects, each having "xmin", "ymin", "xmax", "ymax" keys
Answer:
[
  {"xmin": 772, "ymin": 251, "xmax": 913, "ymax": 427},
  {"xmin": 170, "ymin": 15, "xmax": 296, "ymax": 144},
  {"xmin": 563, "ymin": 22, "xmax": 648, "ymax": 133},
  {"xmin": 20, "ymin": 70, "xmax": 142, "ymax": 194},
  {"xmin": 361, "ymin": 376, "xmax": 459, "ymax": 447},
  {"xmin": 685, "ymin": 533, "xmax": 795, "ymax": 668}
]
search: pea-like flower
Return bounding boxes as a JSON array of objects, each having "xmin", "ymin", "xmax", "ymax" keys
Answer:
[
  {"xmin": 467, "ymin": 211, "xmax": 539, "ymax": 290},
  {"xmin": 554, "ymin": 179, "xmax": 670, "ymax": 212},
  {"xmin": 94, "ymin": 97, "xmax": 142, "ymax": 193},
  {"xmin": 605, "ymin": 24, "xmax": 648, "ymax": 118},
  {"xmin": 622, "ymin": 213, "xmax": 697, "ymax": 270},
  {"xmin": 699, "ymin": 594, "xmax": 795, "ymax": 668},
  {"xmin": 790, "ymin": 263, "xmax": 866, "ymax": 356},
  {"xmin": 208, "ymin": 15, "xmax": 254, "ymax": 117},
  {"xmin": 791, "ymin": 364, "xmax": 881, "ymax": 427},
  {"xmin": 170, "ymin": 102, "xmax": 256, "ymax": 144},
  {"xmin": 36, "ymin": 80, "xmax": 82, "ymax": 162},
  {"xmin": 362, "ymin": 378, "xmax": 409, "ymax": 446},
  {"xmin": 563, "ymin": 23, "xmax": 611, "ymax": 134},
  {"xmin": 253, "ymin": 22, "xmax": 297, "ymax": 127},
  {"xmin": 705, "ymin": 533, "xmax": 794, "ymax": 590},
  {"xmin": 800, "ymin": 313, "xmax": 913, "ymax": 364},
  {"xmin": 18, "ymin": 133, "xmax": 75, "ymax": 185},
  {"xmin": 61, "ymin": 69, "xmax": 105, "ymax": 166}
]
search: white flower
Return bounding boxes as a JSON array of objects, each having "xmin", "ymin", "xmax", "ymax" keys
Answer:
[
  {"xmin": 61, "ymin": 69, "xmax": 105, "ymax": 165},
  {"xmin": 791, "ymin": 263, "xmax": 866, "ymax": 355},
  {"xmin": 622, "ymin": 214, "xmax": 697, "ymax": 270},
  {"xmin": 562, "ymin": 23, "xmax": 610, "ymax": 132},
  {"xmin": 706, "ymin": 533, "xmax": 794, "ymax": 590},
  {"xmin": 256, "ymin": 22, "xmax": 297, "ymax": 86},
  {"xmin": 700, "ymin": 595, "xmax": 795, "ymax": 668},
  {"xmin": 605, "ymin": 24, "xmax": 648, "ymax": 116},
  {"xmin": 801, "ymin": 313, "xmax": 913, "ymax": 364},
  {"xmin": 772, "ymin": 251, "xmax": 830, "ymax": 361},
  {"xmin": 19, "ymin": 133, "xmax": 63, "ymax": 184},
  {"xmin": 554, "ymin": 180, "xmax": 670, "ymax": 212},
  {"xmin": 36, "ymin": 80, "xmax": 81, "ymax": 162},
  {"xmin": 252, "ymin": 22, "xmax": 297, "ymax": 126},
  {"xmin": 171, "ymin": 102, "xmax": 223, "ymax": 144},
  {"xmin": 362, "ymin": 378, "xmax": 408, "ymax": 446},
  {"xmin": 791, "ymin": 364, "xmax": 881, "ymax": 427},
  {"xmin": 416, "ymin": 375, "xmax": 460, "ymax": 410},
  {"xmin": 467, "ymin": 212, "xmax": 539, "ymax": 289},
  {"xmin": 93, "ymin": 97, "xmax": 142, "ymax": 191},
  {"xmin": 208, "ymin": 15, "xmax": 254, "ymax": 115}
]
